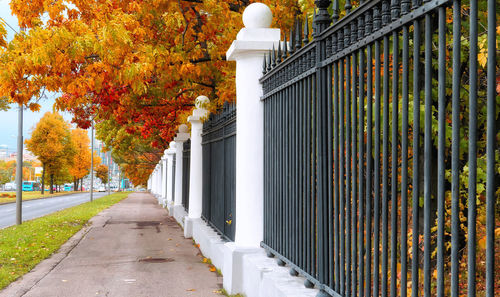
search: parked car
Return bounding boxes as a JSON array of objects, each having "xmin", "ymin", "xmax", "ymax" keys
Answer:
[
  {"xmin": 97, "ymin": 186, "xmax": 106, "ymax": 192},
  {"xmin": 4, "ymin": 183, "xmax": 16, "ymax": 191},
  {"xmin": 64, "ymin": 183, "xmax": 74, "ymax": 191}
]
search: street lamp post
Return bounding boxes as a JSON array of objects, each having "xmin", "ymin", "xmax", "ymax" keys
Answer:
[
  {"xmin": 90, "ymin": 121, "xmax": 94, "ymax": 202},
  {"xmin": 108, "ymin": 153, "xmax": 111, "ymax": 196},
  {"xmin": 15, "ymin": 103, "xmax": 23, "ymax": 225}
]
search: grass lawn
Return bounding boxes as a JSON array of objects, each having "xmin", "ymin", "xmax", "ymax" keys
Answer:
[
  {"xmin": 0, "ymin": 192, "xmax": 130, "ymax": 290},
  {"xmin": 0, "ymin": 191, "xmax": 89, "ymax": 204}
]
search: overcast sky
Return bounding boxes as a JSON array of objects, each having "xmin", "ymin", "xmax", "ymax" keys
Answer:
[{"xmin": 0, "ymin": 0, "xmax": 73, "ymax": 153}]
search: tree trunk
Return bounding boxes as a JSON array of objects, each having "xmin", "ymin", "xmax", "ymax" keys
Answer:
[
  {"xmin": 50, "ymin": 174, "xmax": 54, "ymax": 194},
  {"xmin": 73, "ymin": 178, "xmax": 78, "ymax": 192},
  {"xmin": 41, "ymin": 164, "xmax": 45, "ymax": 195}
]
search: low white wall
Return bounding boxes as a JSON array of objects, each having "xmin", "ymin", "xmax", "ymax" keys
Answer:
[{"xmin": 185, "ymin": 216, "xmax": 320, "ymax": 297}]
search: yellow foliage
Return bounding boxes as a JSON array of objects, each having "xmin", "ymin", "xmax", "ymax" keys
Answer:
[
  {"xmin": 68, "ymin": 129, "xmax": 91, "ymax": 180},
  {"xmin": 25, "ymin": 112, "xmax": 75, "ymax": 180}
]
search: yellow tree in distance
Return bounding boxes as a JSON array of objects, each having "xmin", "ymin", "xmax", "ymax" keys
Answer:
[
  {"xmin": 69, "ymin": 128, "xmax": 91, "ymax": 191},
  {"xmin": 95, "ymin": 164, "xmax": 109, "ymax": 185},
  {"xmin": 25, "ymin": 112, "xmax": 75, "ymax": 194}
]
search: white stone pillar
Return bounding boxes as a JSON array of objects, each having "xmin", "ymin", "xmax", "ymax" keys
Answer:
[
  {"xmin": 157, "ymin": 163, "xmax": 162, "ymax": 203},
  {"xmin": 151, "ymin": 168, "xmax": 156, "ymax": 194},
  {"xmin": 184, "ymin": 96, "xmax": 209, "ymax": 238},
  {"xmin": 165, "ymin": 142, "xmax": 176, "ymax": 210},
  {"xmin": 174, "ymin": 124, "xmax": 190, "ymax": 206},
  {"xmin": 226, "ymin": 3, "xmax": 280, "ymax": 248},
  {"xmin": 154, "ymin": 165, "xmax": 160, "ymax": 196},
  {"xmin": 161, "ymin": 151, "xmax": 168, "ymax": 205},
  {"xmin": 188, "ymin": 96, "xmax": 209, "ymax": 219}
]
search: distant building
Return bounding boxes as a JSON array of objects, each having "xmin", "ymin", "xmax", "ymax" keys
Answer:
[{"xmin": 0, "ymin": 145, "xmax": 7, "ymax": 160}]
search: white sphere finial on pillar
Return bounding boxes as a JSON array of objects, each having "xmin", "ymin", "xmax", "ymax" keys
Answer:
[
  {"xmin": 242, "ymin": 3, "xmax": 272, "ymax": 28},
  {"xmin": 195, "ymin": 95, "xmax": 210, "ymax": 109},
  {"xmin": 178, "ymin": 124, "xmax": 188, "ymax": 133}
]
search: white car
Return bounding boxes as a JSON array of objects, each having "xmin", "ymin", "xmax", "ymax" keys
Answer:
[
  {"xmin": 97, "ymin": 186, "xmax": 106, "ymax": 192},
  {"xmin": 4, "ymin": 183, "xmax": 16, "ymax": 191}
]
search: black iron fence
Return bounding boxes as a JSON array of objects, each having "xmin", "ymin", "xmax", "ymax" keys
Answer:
[
  {"xmin": 261, "ymin": 1, "xmax": 497, "ymax": 297},
  {"xmin": 182, "ymin": 139, "xmax": 191, "ymax": 211},
  {"xmin": 202, "ymin": 102, "xmax": 237, "ymax": 241}
]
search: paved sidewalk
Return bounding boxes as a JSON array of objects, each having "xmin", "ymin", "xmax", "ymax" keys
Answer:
[{"xmin": 0, "ymin": 193, "xmax": 222, "ymax": 297}]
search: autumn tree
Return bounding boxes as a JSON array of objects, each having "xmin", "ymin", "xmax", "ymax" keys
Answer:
[
  {"xmin": 69, "ymin": 128, "xmax": 91, "ymax": 191},
  {"xmin": 95, "ymin": 164, "xmax": 108, "ymax": 185},
  {"xmin": 25, "ymin": 112, "xmax": 75, "ymax": 194},
  {"xmin": 53, "ymin": 165, "xmax": 72, "ymax": 191},
  {"xmin": 0, "ymin": 161, "xmax": 12, "ymax": 188}
]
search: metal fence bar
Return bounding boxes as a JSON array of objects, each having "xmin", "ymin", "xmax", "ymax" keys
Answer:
[
  {"xmin": 333, "ymin": 58, "xmax": 340, "ymax": 293},
  {"xmin": 373, "ymin": 30, "xmax": 382, "ymax": 297},
  {"xmin": 400, "ymin": 12, "xmax": 409, "ymax": 297},
  {"xmin": 345, "ymin": 50, "xmax": 352, "ymax": 297},
  {"xmin": 358, "ymin": 46, "xmax": 365, "ymax": 297},
  {"xmin": 339, "ymin": 56, "xmax": 345, "ymax": 295},
  {"xmin": 381, "ymin": 31, "xmax": 389, "ymax": 297},
  {"xmin": 411, "ymin": 13, "xmax": 421, "ymax": 297},
  {"xmin": 305, "ymin": 74, "xmax": 311, "ymax": 278},
  {"xmin": 327, "ymin": 64, "xmax": 334, "ymax": 290},
  {"xmin": 347, "ymin": 48, "xmax": 354, "ymax": 297},
  {"xmin": 450, "ymin": 1, "xmax": 461, "ymax": 296},
  {"xmin": 466, "ymin": 1, "xmax": 478, "ymax": 296},
  {"xmin": 485, "ymin": 0, "xmax": 496, "ymax": 295},
  {"xmin": 311, "ymin": 72, "xmax": 317, "ymax": 281},
  {"xmin": 437, "ymin": 6, "xmax": 446, "ymax": 296},
  {"xmin": 423, "ymin": 11, "xmax": 432, "ymax": 297},
  {"xmin": 390, "ymin": 24, "xmax": 399, "ymax": 297},
  {"xmin": 364, "ymin": 41, "xmax": 373, "ymax": 297}
]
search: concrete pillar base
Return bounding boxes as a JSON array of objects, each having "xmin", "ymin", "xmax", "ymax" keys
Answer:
[
  {"xmin": 184, "ymin": 217, "xmax": 196, "ymax": 238},
  {"xmin": 166, "ymin": 201, "xmax": 174, "ymax": 215},
  {"xmin": 222, "ymin": 242, "xmax": 261, "ymax": 295},
  {"xmin": 192, "ymin": 219, "xmax": 228, "ymax": 269},
  {"xmin": 172, "ymin": 205, "xmax": 187, "ymax": 228},
  {"xmin": 242, "ymin": 252, "xmax": 318, "ymax": 297}
]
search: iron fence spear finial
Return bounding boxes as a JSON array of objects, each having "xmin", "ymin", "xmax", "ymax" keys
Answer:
[{"xmin": 303, "ymin": 16, "xmax": 309, "ymax": 44}]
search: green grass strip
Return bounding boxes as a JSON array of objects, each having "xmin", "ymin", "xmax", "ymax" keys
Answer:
[{"xmin": 0, "ymin": 192, "xmax": 130, "ymax": 290}]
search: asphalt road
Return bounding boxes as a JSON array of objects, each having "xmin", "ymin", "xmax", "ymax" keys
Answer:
[{"xmin": 0, "ymin": 192, "xmax": 108, "ymax": 229}]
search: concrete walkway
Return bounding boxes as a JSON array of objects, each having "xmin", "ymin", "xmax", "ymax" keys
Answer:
[{"xmin": 0, "ymin": 193, "xmax": 222, "ymax": 297}]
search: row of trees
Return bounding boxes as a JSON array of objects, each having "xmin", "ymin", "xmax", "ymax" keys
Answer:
[
  {"xmin": 0, "ymin": 0, "xmax": 302, "ymax": 186},
  {"xmin": 0, "ymin": 160, "xmax": 40, "ymax": 188},
  {"xmin": 25, "ymin": 111, "xmax": 108, "ymax": 194}
]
